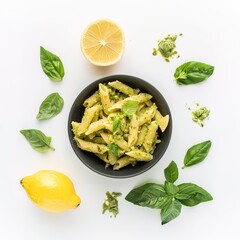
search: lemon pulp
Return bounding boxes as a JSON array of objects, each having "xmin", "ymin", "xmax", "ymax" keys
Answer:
[{"xmin": 80, "ymin": 19, "xmax": 125, "ymax": 66}]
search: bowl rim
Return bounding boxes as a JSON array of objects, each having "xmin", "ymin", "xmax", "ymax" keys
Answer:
[{"xmin": 68, "ymin": 74, "xmax": 172, "ymax": 178}]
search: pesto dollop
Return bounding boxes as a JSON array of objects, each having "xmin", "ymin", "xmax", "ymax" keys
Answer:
[
  {"xmin": 191, "ymin": 105, "xmax": 210, "ymax": 127},
  {"xmin": 153, "ymin": 34, "xmax": 182, "ymax": 62},
  {"xmin": 102, "ymin": 191, "xmax": 122, "ymax": 218}
]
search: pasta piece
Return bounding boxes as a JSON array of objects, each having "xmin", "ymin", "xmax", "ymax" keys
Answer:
[
  {"xmin": 76, "ymin": 105, "xmax": 100, "ymax": 135},
  {"xmin": 143, "ymin": 121, "xmax": 158, "ymax": 153},
  {"xmin": 85, "ymin": 118, "xmax": 108, "ymax": 135},
  {"xmin": 126, "ymin": 150, "xmax": 153, "ymax": 161},
  {"xmin": 139, "ymin": 104, "xmax": 157, "ymax": 126},
  {"xmin": 104, "ymin": 122, "xmax": 113, "ymax": 132},
  {"xmin": 108, "ymin": 80, "xmax": 136, "ymax": 96},
  {"xmin": 145, "ymin": 100, "xmax": 153, "ymax": 107},
  {"xmin": 108, "ymin": 93, "xmax": 152, "ymax": 112},
  {"xmin": 74, "ymin": 137, "xmax": 108, "ymax": 154},
  {"xmin": 71, "ymin": 121, "xmax": 81, "ymax": 136},
  {"xmin": 136, "ymin": 124, "xmax": 148, "ymax": 146},
  {"xmin": 120, "ymin": 117, "xmax": 128, "ymax": 133},
  {"xmin": 113, "ymin": 156, "xmax": 136, "ymax": 170},
  {"xmin": 114, "ymin": 137, "xmax": 129, "ymax": 151},
  {"xmin": 107, "ymin": 151, "xmax": 118, "ymax": 165},
  {"xmin": 154, "ymin": 110, "xmax": 169, "ymax": 132},
  {"xmin": 138, "ymin": 102, "xmax": 146, "ymax": 113},
  {"xmin": 128, "ymin": 114, "xmax": 139, "ymax": 147},
  {"xmin": 95, "ymin": 152, "xmax": 108, "ymax": 163},
  {"xmin": 92, "ymin": 137, "xmax": 106, "ymax": 144},
  {"xmin": 99, "ymin": 83, "xmax": 111, "ymax": 114},
  {"xmin": 83, "ymin": 91, "xmax": 100, "ymax": 108},
  {"xmin": 92, "ymin": 104, "xmax": 101, "ymax": 122},
  {"xmin": 100, "ymin": 132, "xmax": 113, "ymax": 144}
]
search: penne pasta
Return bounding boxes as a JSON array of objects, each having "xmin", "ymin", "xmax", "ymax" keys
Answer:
[
  {"xmin": 139, "ymin": 104, "xmax": 157, "ymax": 126},
  {"xmin": 108, "ymin": 93, "xmax": 152, "ymax": 112},
  {"xmin": 108, "ymin": 80, "xmax": 136, "ymax": 96},
  {"xmin": 85, "ymin": 118, "xmax": 108, "ymax": 135},
  {"xmin": 77, "ymin": 105, "xmax": 100, "ymax": 135},
  {"xmin": 154, "ymin": 110, "xmax": 169, "ymax": 132},
  {"xmin": 99, "ymin": 83, "xmax": 111, "ymax": 115},
  {"xmin": 71, "ymin": 80, "xmax": 169, "ymax": 170},
  {"xmin": 136, "ymin": 124, "xmax": 148, "ymax": 146},
  {"xmin": 126, "ymin": 150, "xmax": 153, "ymax": 161},
  {"xmin": 128, "ymin": 114, "xmax": 139, "ymax": 147},
  {"xmin": 74, "ymin": 137, "xmax": 108, "ymax": 154},
  {"xmin": 143, "ymin": 121, "xmax": 158, "ymax": 153},
  {"xmin": 113, "ymin": 156, "xmax": 136, "ymax": 170},
  {"xmin": 83, "ymin": 91, "xmax": 100, "ymax": 108}
]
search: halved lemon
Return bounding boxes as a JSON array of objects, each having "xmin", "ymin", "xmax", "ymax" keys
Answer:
[{"xmin": 80, "ymin": 19, "xmax": 125, "ymax": 66}]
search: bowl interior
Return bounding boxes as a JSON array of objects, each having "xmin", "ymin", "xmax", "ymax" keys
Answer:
[{"xmin": 68, "ymin": 75, "xmax": 172, "ymax": 178}]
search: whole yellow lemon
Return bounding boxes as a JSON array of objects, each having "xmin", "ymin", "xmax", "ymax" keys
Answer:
[{"xmin": 20, "ymin": 170, "xmax": 81, "ymax": 212}]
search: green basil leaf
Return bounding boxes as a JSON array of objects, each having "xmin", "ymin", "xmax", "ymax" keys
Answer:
[
  {"xmin": 183, "ymin": 140, "xmax": 212, "ymax": 168},
  {"xmin": 40, "ymin": 46, "xmax": 64, "ymax": 81},
  {"xmin": 122, "ymin": 100, "xmax": 139, "ymax": 116},
  {"xmin": 125, "ymin": 183, "xmax": 154, "ymax": 204},
  {"xmin": 174, "ymin": 61, "xmax": 214, "ymax": 85},
  {"xmin": 125, "ymin": 183, "xmax": 170, "ymax": 209},
  {"xmin": 20, "ymin": 129, "xmax": 55, "ymax": 153},
  {"xmin": 160, "ymin": 199, "xmax": 182, "ymax": 225},
  {"xmin": 174, "ymin": 193, "xmax": 191, "ymax": 200},
  {"xmin": 164, "ymin": 181, "xmax": 179, "ymax": 195},
  {"xmin": 177, "ymin": 183, "xmax": 213, "ymax": 206},
  {"xmin": 112, "ymin": 115, "xmax": 121, "ymax": 135},
  {"xmin": 36, "ymin": 92, "xmax": 64, "ymax": 120},
  {"xmin": 108, "ymin": 143, "xmax": 120, "ymax": 157},
  {"xmin": 164, "ymin": 160, "xmax": 178, "ymax": 183}
]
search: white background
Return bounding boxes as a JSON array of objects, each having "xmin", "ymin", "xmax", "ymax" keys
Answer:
[{"xmin": 1, "ymin": 0, "xmax": 239, "ymax": 239}]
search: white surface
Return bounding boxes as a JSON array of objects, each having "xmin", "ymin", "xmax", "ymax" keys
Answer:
[{"xmin": 1, "ymin": 0, "xmax": 239, "ymax": 239}]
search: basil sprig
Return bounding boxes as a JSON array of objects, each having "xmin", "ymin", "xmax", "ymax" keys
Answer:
[
  {"xmin": 125, "ymin": 161, "xmax": 213, "ymax": 225},
  {"xmin": 20, "ymin": 129, "xmax": 55, "ymax": 153},
  {"xmin": 112, "ymin": 115, "xmax": 121, "ymax": 135},
  {"xmin": 112, "ymin": 101, "xmax": 139, "ymax": 134},
  {"xmin": 36, "ymin": 92, "xmax": 64, "ymax": 120},
  {"xmin": 174, "ymin": 61, "xmax": 214, "ymax": 85},
  {"xmin": 108, "ymin": 143, "xmax": 120, "ymax": 157},
  {"xmin": 122, "ymin": 100, "xmax": 139, "ymax": 116},
  {"xmin": 40, "ymin": 46, "xmax": 64, "ymax": 81},
  {"xmin": 183, "ymin": 140, "xmax": 212, "ymax": 168}
]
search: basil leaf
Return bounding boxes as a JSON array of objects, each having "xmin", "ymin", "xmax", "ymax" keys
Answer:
[
  {"xmin": 164, "ymin": 181, "xmax": 179, "ymax": 195},
  {"xmin": 40, "ymin": 46, "xmax": 64, "ymax": 81},
  {"xmin": 174, "ymin": 193, "xmax": 191, "ymax": 200},
  {"xmin": 177, "ymin": 183, "xmax": 213, "ymax": 206},
  {"xmin": 183, "ymin": 140, "xmax": 212, "ymax": 168},
  {"xmin": 160, "ymin": 199, "xmax": 182, "ymax": 225},
  {"xmin": 122, "ymin": 100, "xmax": 139, "ymax": 116},
  {"xmin": 125, "ymin": 183, "xmax": 154, "ymax": 204},
  {"xmin": 125, "ymin": 183, "xmax": 170, "ymax": 209},
  {"xmin": 164, "ymin": 161, "xmax": 178, "ymax": 183},
  {"xmin": 20, "ymin": 129, "xmax": 55, "ymax": 153},
  {"xmin": 174, "ymin": 61, "xmax": 214, "ymax": 85},
  {"xmin": 36, "ymin": 92, "xmax": 64, "ymax": 120},
  {"xmin": 108, "ymin": 143, "xmax": 120, "ymax": 157},
  {"xmin": 112, "ymin": 115, "xmax": 121, "ymax": 135}
]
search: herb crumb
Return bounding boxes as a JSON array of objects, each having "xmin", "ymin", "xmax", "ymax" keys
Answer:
[
  {"xmin": 152, "ymin": 34, "xmax": 182, "ymax": 62},
  {"xmin": 102, "ymin": 191, "xmax": 122, "ymax": 218},
  {"xmin": 188, "ymin": 103, "xmax": 210, "ymax": 127}
]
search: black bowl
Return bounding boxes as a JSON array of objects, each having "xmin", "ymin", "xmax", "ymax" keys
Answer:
[{"xmin": 68, "ymin": 75, "xmax": 172, "ymax": 178}]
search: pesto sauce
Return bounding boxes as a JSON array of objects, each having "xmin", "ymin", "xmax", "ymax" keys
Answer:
[
  {"xmin": 153, "ymin": 34, "xmax": 182, "ymax": 62},
  {"xmin": 191, "ymin": 105, "xmax": 210, "ymax": 127},
  {"xmin": 102, "ymin": 191, "xmax": 122, "ymax": 218}
]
